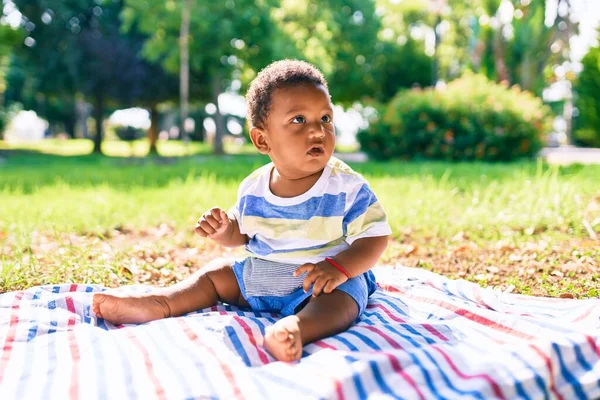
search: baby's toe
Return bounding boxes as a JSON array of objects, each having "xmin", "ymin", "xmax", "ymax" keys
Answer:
[{"xmin": 272, "ymin": 326, "xmax": 292, "ymax": 342}]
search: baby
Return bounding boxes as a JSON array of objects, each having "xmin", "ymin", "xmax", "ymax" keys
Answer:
[{"xmin": 93, "ymin": 60, "xmax": 391, "ymax": 362}]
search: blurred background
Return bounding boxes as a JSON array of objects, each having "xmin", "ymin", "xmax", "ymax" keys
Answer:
[
  {"xmin": 0, "ymin": 0, "xmax": 599, "ymax": 160},
  {"xmin": 1, "ymin": 0, "xmax": 599, "ymax": 296}
]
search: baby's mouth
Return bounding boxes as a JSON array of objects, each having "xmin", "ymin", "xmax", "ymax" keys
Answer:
[{"xmin": 307, "ymin": 146, "xmax": 324, "ymax": 156}]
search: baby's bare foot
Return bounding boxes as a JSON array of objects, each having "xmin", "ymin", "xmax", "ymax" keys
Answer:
[
  {"xmin": 263, "ymin": 315, "xmax": 303, "ymax": 362},
  {"xmin": 93, "ymin": 292, "xmax": 171, "ymax": 325}
]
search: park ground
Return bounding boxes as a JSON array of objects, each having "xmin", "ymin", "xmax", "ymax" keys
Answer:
[{"xmin": 0, "ymin": 140, "xmax": 599, "ymax": 298}]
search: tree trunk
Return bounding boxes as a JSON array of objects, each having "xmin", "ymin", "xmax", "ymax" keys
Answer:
[
  {"xmin": 148, "ymin": 104, "xmax": 160, "ymax": 155},
  {"xmin": 179, "ymin": 0, "xmax": 191, "ymax": 143},
  {"xmin": 432, "ymin": 14, "xmax": 442, "ymax": 86},
  {"xmin": 93, "ymin": 92, "xmax": 104, "ymax": 154},
  {"xmin": 212, "ymin": 70, "xmax": 225, "ymax": 155},
  {"xmin": 558, "ymin": 0, "xmax": 574, "ymax": 145},
  {"xmin": 77, "ymin": 97, "xmax": 90, "ymax": 139},
  {"xmin": 63, "ymin": 116, "xmax": 76, "ymax": 139},
  {"xmin": 493, "ymin": 26, "xmax": 509, "ymax": 83}
]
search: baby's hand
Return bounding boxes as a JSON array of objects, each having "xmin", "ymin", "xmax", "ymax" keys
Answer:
[
  {"xmin": 293, "ymin": 260, "xmax": 349, "ymax": 297},
  {"xmin": 194, "ymin": 207, "xmax": 231, "ymax": 239}
]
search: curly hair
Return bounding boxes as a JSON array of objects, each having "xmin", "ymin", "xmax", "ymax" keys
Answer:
[{"xmin": 246, "ymin": 59, "xmax": 328, "ymax": 129}]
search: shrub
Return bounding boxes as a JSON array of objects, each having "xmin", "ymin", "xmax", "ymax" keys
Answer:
[
  {"xmin": 0, "ymin": 107, "xmax": 5, "ymax": 139},
  {"xmin": 574, "ymin": 42, "xmax": 600, "ymax": 147},
  {"xmin": 357, "ymin": 72, "xmax": 551, "ymax": 161}
]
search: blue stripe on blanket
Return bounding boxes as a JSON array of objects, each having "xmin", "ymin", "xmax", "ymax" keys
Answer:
[{"xmin": 0, "ymin": 266, "xmax": 599, "ymax": 400}]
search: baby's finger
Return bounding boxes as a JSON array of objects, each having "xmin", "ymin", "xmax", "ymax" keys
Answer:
[
  {"xmin": 311, "ymin": 276, "xmax": 330, "ymax": 297},
  {"xmin": 323, "ymin": 279, "xmax": 339, "ymax": 294},
  {"xmin": 199, "ymin": 220, "xmax": 217, "ymax": 236},
  {"xmin": 194, "ymin": 225, "xmax": 208, "ymax": 237},
  {"xmin": 204, "ymin": 214, "xmax": 222, "ymax": 230},
  {"xmin": 210, "ymin": 208, "xmax": 224, "ymax": 222},
  {"xmin": 302, "ymin": 269, "xmax": 320, "ymax": 293},
  {"xmin": 293, "ymin": 263, "xmax": 314, "ymax": 277},
  {"xmin": 219, "ymin": 210, "xmax": 230, "ymax": 224}
]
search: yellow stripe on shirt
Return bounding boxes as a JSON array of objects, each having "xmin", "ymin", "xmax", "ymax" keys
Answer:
[
  {"xmin": 241, "ymin": 216, "xmax": 344, "ymax": 242},
  {"xmin": 346, "ymin": 202, "xmax": 388, "ymax": 240}
]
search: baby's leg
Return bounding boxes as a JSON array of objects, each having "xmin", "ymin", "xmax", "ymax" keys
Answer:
[
  {"xmin": 93, "ymin": 258, "xmax": 247, "ymax": 325},
  {"xmin": 263, "ymin": 290, "xmax": 358, "ymax": 361}
]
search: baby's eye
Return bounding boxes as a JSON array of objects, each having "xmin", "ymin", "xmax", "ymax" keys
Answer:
[
  {"xmin": 321, "ymin": 115, "xmax": 332, "ymax": 123},
  {"xmin": 292, "ymin": 116, "xmax": 306, "ymax": 124}
]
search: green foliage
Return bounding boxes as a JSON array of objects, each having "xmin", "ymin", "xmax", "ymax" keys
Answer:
[
  {"xmin": 358, "ymin": 73, "xmax": 550, "ymax": 161},
  {"xmin": 574, "ymin": 41, "xmax": 600, "ymax": 147},
  {"xmin": 122, "ymin": 0, "xmax": 278, "ymax": 95},
  {"xmin": 0, "ymin": 24, "xmax": 23, "ymax": 139},
  {"xmin": 371, "ymin": 39, "xmax": 432, "ymax": 102},
  {"xmin": 0, "ymin": 106, "xmax": 5, "ymax": 138}
]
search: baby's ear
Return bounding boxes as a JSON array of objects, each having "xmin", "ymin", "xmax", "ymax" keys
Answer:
[{"xmin": 249, "ymin": 127, "xmax": 270, "ymax": 154}]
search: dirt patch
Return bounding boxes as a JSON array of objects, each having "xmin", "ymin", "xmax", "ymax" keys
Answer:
[{"xmin": 2, "ymin": 225, "xmax": 598, "ymax": 297}]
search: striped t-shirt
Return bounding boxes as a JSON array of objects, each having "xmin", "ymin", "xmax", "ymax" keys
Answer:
[{"xmin": 231, "ymin": 157, "xmax": 392, "ymax": 265}]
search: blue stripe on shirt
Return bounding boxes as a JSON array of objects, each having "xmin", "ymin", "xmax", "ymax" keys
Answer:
[
  {"xmin": 343, "ymin": 184, "xmax": 378, "ymax": 225},
  {"xmin": 238, "ymin": 193, "xmax": 346, "ymax": 219},
  {"xmin": 247, "ymin": 237, "xmax": 344, "ymax": 257}
]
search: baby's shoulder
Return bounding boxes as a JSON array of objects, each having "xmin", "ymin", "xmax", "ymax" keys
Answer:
[
  {"xmin": 327, "ymin": 157, "xmax": 368, "ymax": 186},
  {"xmin": 237, "ymin": 163, "xmax": 271, "ymax": 196}
]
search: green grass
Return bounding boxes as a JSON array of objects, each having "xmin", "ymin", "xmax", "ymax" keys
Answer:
[{"xmin": 1, "ymin": 139, "xmax": 599, "ymax": 295}]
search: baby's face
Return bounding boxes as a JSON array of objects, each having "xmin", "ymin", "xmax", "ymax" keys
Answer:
[{"xmin": 262, "ymin": 83, "xmax": 335, "ymax": 179}]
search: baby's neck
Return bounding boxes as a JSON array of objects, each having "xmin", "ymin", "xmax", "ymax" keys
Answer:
[{"xmin": 270, "ymin": 168, "xmax": 324, "ymax": 198}]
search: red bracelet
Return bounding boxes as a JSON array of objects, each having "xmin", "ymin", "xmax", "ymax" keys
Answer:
[{"xmin": 325, "ymin": 257, "xmax": 351, "ymax": 279}]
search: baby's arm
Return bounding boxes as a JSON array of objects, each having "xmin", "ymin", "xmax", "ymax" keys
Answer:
[
  {"xmin": 329, "ymin": 235, "xmax": 388, "ymax": 277},
  {"xmin": 294, "ymin": 235, "xmax": 388, "ymax": 296},
  {"xmin": 194, "ymin": 207, "xmax": 248, "ymax": 247}
]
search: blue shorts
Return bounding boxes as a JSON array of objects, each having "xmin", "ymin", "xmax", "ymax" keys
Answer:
[{"xmin": 232, "ymin": 258, "xmax": 377, "ymax": 318}]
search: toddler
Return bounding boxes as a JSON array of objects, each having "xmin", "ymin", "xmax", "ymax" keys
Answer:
[{"xmin": 93, "ymin": 60, "xmax": 391, "ymax": 361}]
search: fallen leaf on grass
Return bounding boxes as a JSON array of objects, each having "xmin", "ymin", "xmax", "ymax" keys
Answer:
[
  {"xmin": 579, "ymin": 240, "xmax": 599, "ymax": 249},
  {"xmin": 402, "ymin": 244, "xmax": 419, "ymax": 256},
  {"xmin": 452, "ymin": 246, "xmax": 470, "ymax": 256},
  {"xmin": 452, "ymin": 231, "xmax": 467, "ymax": 242},
  {"xmin": 560, "ymin": 262, "xmax": 582, "ymax": 272},
  {"xmin": 551, "ymin": 270, "xmax": 564, "ymax": 278}
]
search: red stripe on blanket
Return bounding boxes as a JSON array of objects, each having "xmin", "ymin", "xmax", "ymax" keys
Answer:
[
  {"xmin": 67, "ymin": 330, "xmax": 80, "ymax": 400},
  {"xmin": 65, "ymin": 295, "xmax": 79, "ymax": 400},
  {"xmin": 0, "ymin": 291, "xmax": 24, "ymax": 383},
  {"xmin": 529, "ymin": 344, "xmax": 564, "ymax": 400},
  {"xmin": 360, "ymin": 326, "xmax": 403, "ymax": 350},
  {"xmin": 382, "ymin": 352, "xmax": 426, "ymax": 400},
  {"xmin": 380, "ymin": 284, "xmax": 535, "ymax": 340},
  {"xmin": 431, "ymin": 345, "xmax": 506, "ymax": 399},
  {"xmin": 126, "ymin": 330, "xmax": 167, "ymax": 400},
  {"xmin": 232, "ymin": 316, "xmax": 270, "ymax": 364},
  {"xmin": 366, "ymin": 303, "xmax": 449, "ymax": 342},
  {"xmin": 586, "ymin": 336, "xmax": 600, "ymax": 358},
  {"xmin": 572, "ymin": 306, "xmax": 595, "ymax": 323},
  {"xmin": 314, "ymin": 341, "xmax": 345, "ymax": 400},
  {"xmin": 358, "ymin": 327, "xmax": 425, "ymax": 400},
  {"xmin": 177, "ymin": 319, "xmax": 244, "ymax": 400},
  {"xmin": 473, "ymin": 287, "xmax": 494, "ymax": 310}
]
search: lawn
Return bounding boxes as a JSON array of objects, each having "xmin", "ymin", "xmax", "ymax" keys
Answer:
[{"xmin": 1, "ymin": 139, "xmax": 599, "ymax": 297}]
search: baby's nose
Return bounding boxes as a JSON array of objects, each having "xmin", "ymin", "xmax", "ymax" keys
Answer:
[{"xmin": 308, "ymin": 122, "xmax": 325, "ymax": 136}]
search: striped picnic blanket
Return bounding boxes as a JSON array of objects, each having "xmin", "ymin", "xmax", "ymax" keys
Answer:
[{"xmin": 0, "ymin": 265, "xmax": 599, "ymax": 400}]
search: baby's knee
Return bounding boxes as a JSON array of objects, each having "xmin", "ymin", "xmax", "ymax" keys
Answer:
[
  {"xmin": 204, "ymin": 259, "xmax": 244, "ymax": 305},
  {"xmin": 203, "ymin": 258, "xmax": 236, "ymax": 274}
]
